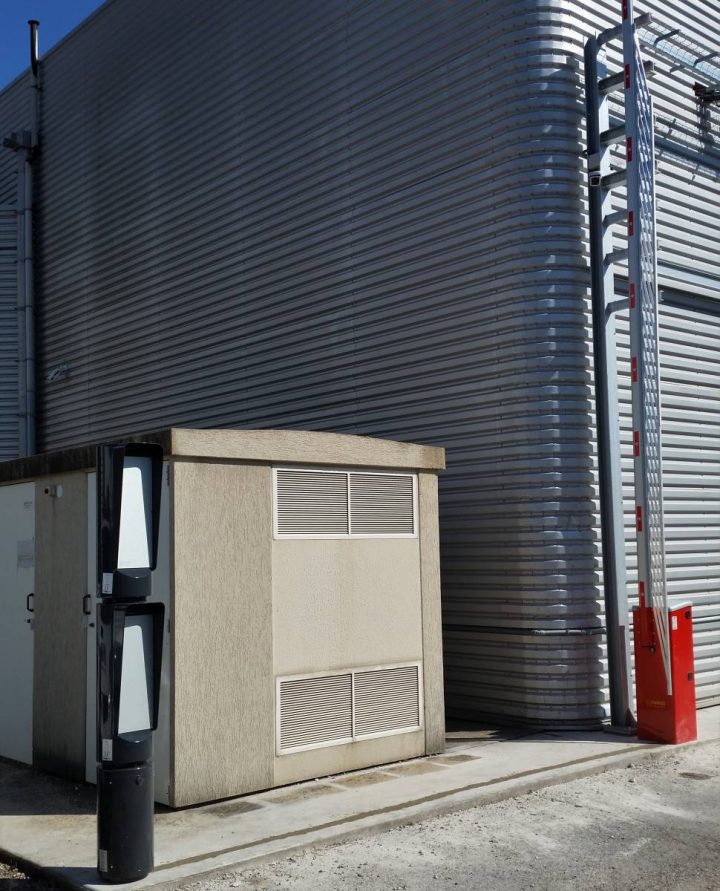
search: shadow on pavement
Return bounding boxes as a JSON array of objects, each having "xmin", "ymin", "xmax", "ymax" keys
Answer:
[{"xmin": 0, "ymin": 758, "xmax": 94, "ymax": 817}]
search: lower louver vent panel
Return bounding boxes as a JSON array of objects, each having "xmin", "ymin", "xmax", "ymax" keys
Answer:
[
  {"xmin": 279, "ymin": 674, "xmax": 353, "ymax": 751},
  {"xmin": 354, "ymin": 665, "xmax": 421, "ymax": 736},
  {"xmin": 278, "ymin": 663, "xmax": 422, "ymax": 753}
]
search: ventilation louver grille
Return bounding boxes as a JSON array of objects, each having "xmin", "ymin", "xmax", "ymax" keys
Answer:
[
  {"xmin": 279, "ymin": 673, "xmax": 353, "ymax": 751},
  {"xmin": 275, "ymin": 470, "xmax": 349, "ymax": 535},
  {"xmin": 349, "ymin": 473, "xmax": 415, "ymax": 535},
  {"xmin": 277, "ymin": 664, "xmax": 422, "ymax": 753},
  {"xmin": 275, "ymin": 469, "xmax": 416, "ymax": 537},
  {"xmin": 353, "ymin": 665, "xmax": 421, "ymax": 736}
]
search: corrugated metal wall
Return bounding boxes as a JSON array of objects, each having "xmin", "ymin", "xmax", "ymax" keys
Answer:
[
  {"xmin": 0, "ymin": 76, "xmax": 28, "ymax": 461},
  {"xmin": 0, "ymin": 0, "xmax": 716, "ymax": 721},
  {"xmin": 16, "ymin": 0, "xmax": 605, "ymax": 725},
  {"xmin": 568, "ymin": 0, "xmax": 720, "ymax": 707},
  {"xmin": 618, "ymin": 303, "xmax": 720, "ymax": 706},
  {"xmin": 0, "ymin": 77, "xmax": 27, "ymax": 206},
  {"xmin": 0, "ymin": 208, "xmax": 17, "ymax": 459}
]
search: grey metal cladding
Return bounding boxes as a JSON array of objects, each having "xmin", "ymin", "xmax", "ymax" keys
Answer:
[
  {"xmin": 33, "ymin": 0, "xmax": 594, "ymax": 454},
  {"xmin": 0, "ymin": 80, "xmax": 28, "ymax": 460},
  {"xmin": 572, "ymin": 0, "xmax": 720, "ymax": 706},
  {"xmin": 617, "ymin": 305, "xmax": 720, "ymax": 706},
  {"xmin": 0, "ymin": 0, "xmax": 715, "ymax": 720},
  {"xmin": 23, "ymin": 0, "xmax": 603, "ymax": 725},
  {"xmin": 574, "ymin": 0, "xmax": 720, "ymax": 705},
  {"xmin": 0, "ymin": 77, "xmax": 28, "ymax": 205},
  {"xmin": 0, "ymin": 208, "xmax": 17, "ymax": 458}
]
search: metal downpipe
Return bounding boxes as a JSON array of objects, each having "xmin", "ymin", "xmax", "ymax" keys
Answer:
[{"xmin": 23, "ymin": 19, "xmax": 40, "ymax": 456}]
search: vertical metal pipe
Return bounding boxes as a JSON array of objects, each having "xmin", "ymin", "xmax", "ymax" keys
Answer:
[
  {"xmin": 585, "ymin": 36, "xmax": 635, "ymax": 730},
  {"xmin": 24, "ymin": 19, "xmax": 40, "ymax": 456}
]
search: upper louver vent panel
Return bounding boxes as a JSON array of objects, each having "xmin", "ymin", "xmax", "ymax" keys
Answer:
[
  {"xmin": 349, "ymin": 472, "xmax": 415, "ymax": 535},
  {"xmin": 274, "ymin": 469, "xmax": 416, "ymax": 538},
  {"xmin": 275, "ymin": 469, "xmax": 349, "ymax": 535}
]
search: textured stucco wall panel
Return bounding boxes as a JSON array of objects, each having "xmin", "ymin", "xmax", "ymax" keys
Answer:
[
  {"xmin": 273, "ymin": 729, "xmax": 424, "ymax": 789},
  {"xmin": 272, "ymin": 538, "xmax": 422, "ymax": 677},
  {"xmin": 172, "ymin": 461, "xmax": 274, "ymax": 806},
  {"xmin": 418, "ymin": 472, "xmax": 444, "ymax": 753}
]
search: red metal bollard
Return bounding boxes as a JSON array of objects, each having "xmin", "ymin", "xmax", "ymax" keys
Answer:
[{"xmin": 633, "ymin": 603, "xmax": 698, "ymax": 744}]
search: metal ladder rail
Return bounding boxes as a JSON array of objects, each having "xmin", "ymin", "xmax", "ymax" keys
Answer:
[
  {"xmin": 622, "ymin": 0, "xmax": 673, "ymax": 695},
  {"xmin": 585, "ymin": 3, "xmax": 673, "ymax": 712},
  {"xmin": 584, "ymin": 26, "xmax": 635, "ymax": 730},
  {"xmin": 585, "ymin": 0, "xmax": 672, "ymax": 726}
]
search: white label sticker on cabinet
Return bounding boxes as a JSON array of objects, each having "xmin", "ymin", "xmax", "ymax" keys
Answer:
[{"xmin": 102, "ymin": 739, "xmax": 113, "ymax": 761}]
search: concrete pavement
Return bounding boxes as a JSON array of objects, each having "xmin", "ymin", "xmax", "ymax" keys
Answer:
[{"xmin": 1, "ymin": 707, "xmax": 718, "ymax": 891}]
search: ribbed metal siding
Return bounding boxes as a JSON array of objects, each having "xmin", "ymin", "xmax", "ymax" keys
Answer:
[
  {"xmin": 19, "ymin": 0, "xmax": 603, "ymax": 725},
  {"xmin": 0, "ymin": 0, "xmax": 715, "ymax": 722},
  {"xmin": 566, "ymin": 0, "xmax": 720, "ymax": 708},
  {"xmin": 617, "ymin": 304, "xmax": 720, "ymax": 705},
  {"xmin": 0, "ymin": 76, "xmax": 26, "ymax": 462},
  {"xmin": 0, "ymin": 208, "xmax": 17, "ymax": 459},
  {"xmin": 0, "ymin": 76, "xmax": 27, "ymax": 206}
]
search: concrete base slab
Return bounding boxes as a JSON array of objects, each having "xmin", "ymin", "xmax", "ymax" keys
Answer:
[{"xmin": 2, "ymin": 707, "xmax": 718, "ymax": 890}]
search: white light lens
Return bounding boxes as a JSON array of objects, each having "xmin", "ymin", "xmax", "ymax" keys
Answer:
[
  {"xmin": 117, "ymin": 456, "xmax": 152, "ymax": 569},
  {"xmin": 118, "ymin": 615, "xmax": 153, "ymax": 734}
]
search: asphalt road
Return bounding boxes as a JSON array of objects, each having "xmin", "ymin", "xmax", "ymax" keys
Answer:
[{"xmin": 189, "ymin": 740, "xmax": 720, "ymax": 891}]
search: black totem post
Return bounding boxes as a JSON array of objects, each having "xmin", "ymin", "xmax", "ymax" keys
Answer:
[{"xmin": 96, "ymin": 443, "xmax": 164, "ymax": 883}]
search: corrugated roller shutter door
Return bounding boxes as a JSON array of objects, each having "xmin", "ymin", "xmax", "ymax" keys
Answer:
[
  {"xmin": 0, "ymin": 208, "xmax": 17, "ymax": 460},
  {"xmin": 618, "ymin": 301, "xmax": 720, "ymax": 706}
]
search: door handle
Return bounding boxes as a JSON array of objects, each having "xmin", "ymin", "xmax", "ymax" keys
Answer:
[
  {"xmin": 26, "ymin": 592, "xmax": 34, "ymax": 613},
  {"xmin": 83, "ymin": 594, "xmax": 92, "ymax": 615}
]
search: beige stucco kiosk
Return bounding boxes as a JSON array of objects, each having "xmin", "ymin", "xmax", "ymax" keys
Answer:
[{"xmin": 0, "ymin": 428, "xmax": 445, "ymax": 807}]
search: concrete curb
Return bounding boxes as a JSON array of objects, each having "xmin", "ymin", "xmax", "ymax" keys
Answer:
[
  {"xmin": 149, "ymin": 736, "xmax": 716, "ymax": 890},
  {"xmin": 107, "ymin": 737, "xmax": 720, "ymax": 889},
  {"xmin": 3, "ymin": 734, "xmax": 717, "ymax": 891}
]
